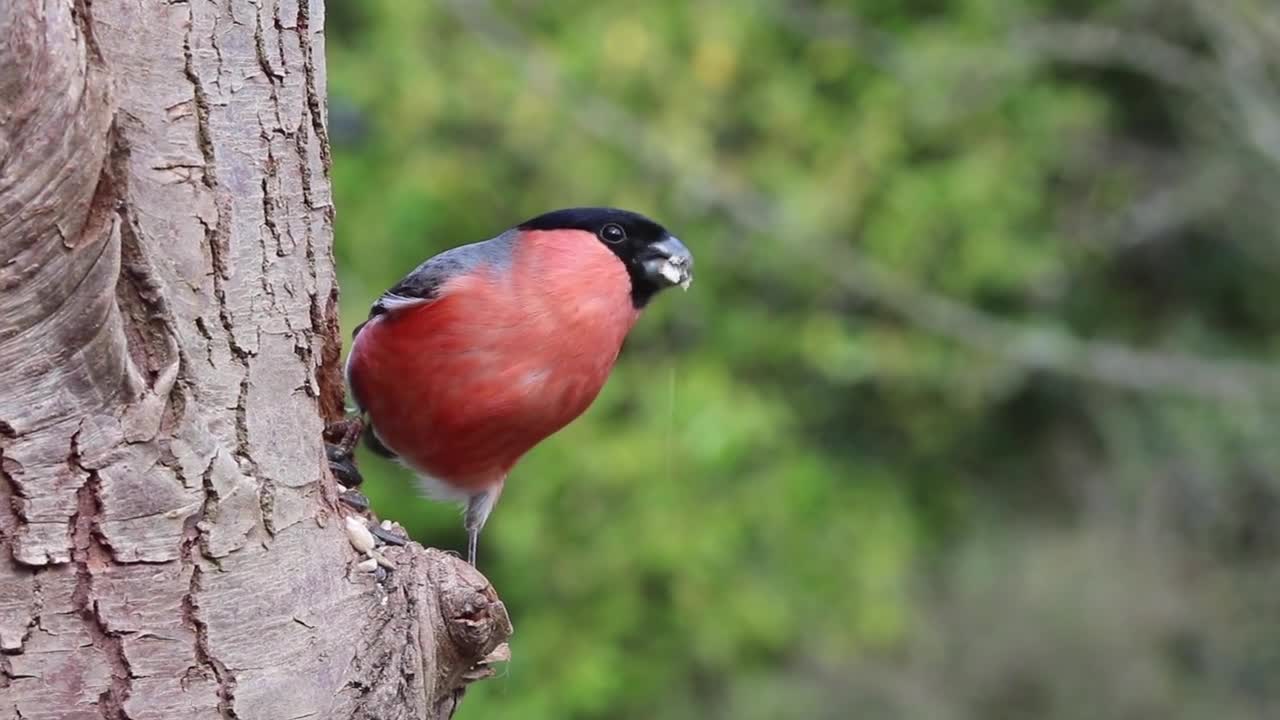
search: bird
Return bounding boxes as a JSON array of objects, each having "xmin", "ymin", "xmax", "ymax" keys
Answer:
[{"xmin": 338, "ymin": 207, "xmax": 693, "ymax": 565}]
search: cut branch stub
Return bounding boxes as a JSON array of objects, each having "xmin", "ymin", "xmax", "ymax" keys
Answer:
[
  {"xmin": 431, "ymin": 550, "xmax": 514, "ymax": 680},
  {"xmin": 335, "ymin": 543, "xmax": 512, "ymax": 720}
]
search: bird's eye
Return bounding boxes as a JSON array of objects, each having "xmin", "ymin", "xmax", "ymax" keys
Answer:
[{"xmin": 600, "ymin": 223, "xmax": 627, "ymax": 244}]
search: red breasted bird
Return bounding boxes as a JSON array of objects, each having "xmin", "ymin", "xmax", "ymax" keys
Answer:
[{"xmin": 341, "ymin": 208, "xmax": 693, "ymax": 564}]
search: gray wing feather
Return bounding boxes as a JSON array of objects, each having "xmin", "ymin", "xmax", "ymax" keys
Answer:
[{"xmin": 352, "ymin": 230, "xmax": 516, "ymax": 338}]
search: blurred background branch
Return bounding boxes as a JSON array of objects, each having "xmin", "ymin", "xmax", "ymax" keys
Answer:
[{"xmin": 445, "ymin": 0, "xmax": 1280, "ymax": 405}]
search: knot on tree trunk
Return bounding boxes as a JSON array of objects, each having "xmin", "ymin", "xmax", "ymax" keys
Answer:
[
  {"xmin": 432, "ymin": 552, "xmax": 513, "ymax": 681},
  {"xmin": 337, "ymin": 540, "xmax": 512, "ymax": 720}
]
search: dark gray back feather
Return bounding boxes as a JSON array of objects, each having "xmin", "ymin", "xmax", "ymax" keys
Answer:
[{"xmin": 351, "ymin": 230, "xmax": 517, "ymax": 338}]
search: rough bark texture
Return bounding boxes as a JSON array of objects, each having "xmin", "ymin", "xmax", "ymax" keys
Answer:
[{"xmin": 0, "ymin": 2, "xmax": 510, "ymax": 718}]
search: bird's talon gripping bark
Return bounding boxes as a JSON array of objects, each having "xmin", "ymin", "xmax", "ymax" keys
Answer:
[
  {"xmin": 324, "ymin": 416, "xmax": 366, "ymax": 455},
  {"xmin": 325, "ymin": 417, "xmax": 366, "ymax": 487}
]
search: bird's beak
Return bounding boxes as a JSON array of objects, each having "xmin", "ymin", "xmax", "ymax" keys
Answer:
[{"xmin": 641, "ymin": 235, "xmax": 694, "ymax": 291}]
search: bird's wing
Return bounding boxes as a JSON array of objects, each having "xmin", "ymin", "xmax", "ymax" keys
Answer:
[
  {"xmin": 355, "ymin": 256, "xmax": 461, "ymax": 334},
  {"xmin": 348, "ymin": 232, "xmax": 515, "ymax": 458},
  {"xmin": 346, "ymin": 260, "xmax": 455, "ymax": 451},
  {"xmin": 352, "ymin": 231, "xmax": 517, "ymax": 338}
]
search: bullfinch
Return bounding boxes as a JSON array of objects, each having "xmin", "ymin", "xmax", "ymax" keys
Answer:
[{"xmin": 339, "ymin": 208, "xmax": 694, "ymax": 564}]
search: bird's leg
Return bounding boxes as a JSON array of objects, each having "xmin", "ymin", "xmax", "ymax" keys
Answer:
[
  {"xmin": 324, "ymin": 415, "xmax": 366, "ymax": 488},
  {"xmin": 464, "ymin": 484, "xmax": 503, "ymax": 566}
]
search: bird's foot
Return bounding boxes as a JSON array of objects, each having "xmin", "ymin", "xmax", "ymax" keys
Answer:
[
  {"xmin": 325, "ymin": 416, "xmax": 366, "ymax": 488},
  {"xmin": 324, "ymin": 416, "xmax": 366, "ymax": 455}
]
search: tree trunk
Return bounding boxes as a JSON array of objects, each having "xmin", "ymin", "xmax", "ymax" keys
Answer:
[{"xmin": 0, "ymin": 2, "xmax": 510, "ymax": 718}]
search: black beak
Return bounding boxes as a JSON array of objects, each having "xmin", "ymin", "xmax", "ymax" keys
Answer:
[{"xmin": 641, "ymin": 235, "xmax": 694, "ymax": 290}]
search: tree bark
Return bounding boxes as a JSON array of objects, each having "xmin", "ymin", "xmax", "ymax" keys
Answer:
[{"xmin": 0, "ymin": 2, "xmax": 510, "ymax": 718}]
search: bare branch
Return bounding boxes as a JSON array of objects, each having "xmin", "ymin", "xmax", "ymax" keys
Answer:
[{"xmin": 1015, "ymin": 21, "xmax": 1215, "ymax": 95}]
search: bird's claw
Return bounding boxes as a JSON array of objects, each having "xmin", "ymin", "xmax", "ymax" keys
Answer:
[
  {"xmin": 324, "ymin": 416, "xmax": 366, "ymax": 455},
  {"xmin": 325, "ymin": 416, "xmax": 366, "ymax": 487}
]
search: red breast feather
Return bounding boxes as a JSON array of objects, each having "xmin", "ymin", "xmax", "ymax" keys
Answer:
[{"xmin": 346, "ymin": 229, "xmax": 640, "ymax": 495}]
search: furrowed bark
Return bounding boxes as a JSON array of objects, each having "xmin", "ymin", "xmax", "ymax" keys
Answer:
[{"xmin": 0, "ymin": 2, "xmax": 509, "ymax": 718}]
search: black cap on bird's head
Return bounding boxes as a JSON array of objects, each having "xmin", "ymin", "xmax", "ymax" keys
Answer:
[{"xmin": 519, "ymin": 207, "xmax": 694, "ymax": 308}]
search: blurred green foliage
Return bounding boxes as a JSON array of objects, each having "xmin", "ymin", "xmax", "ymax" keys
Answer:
[{"xmin": 327, "ymin": 1, "xmax": 1280, "ymax": 717}]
